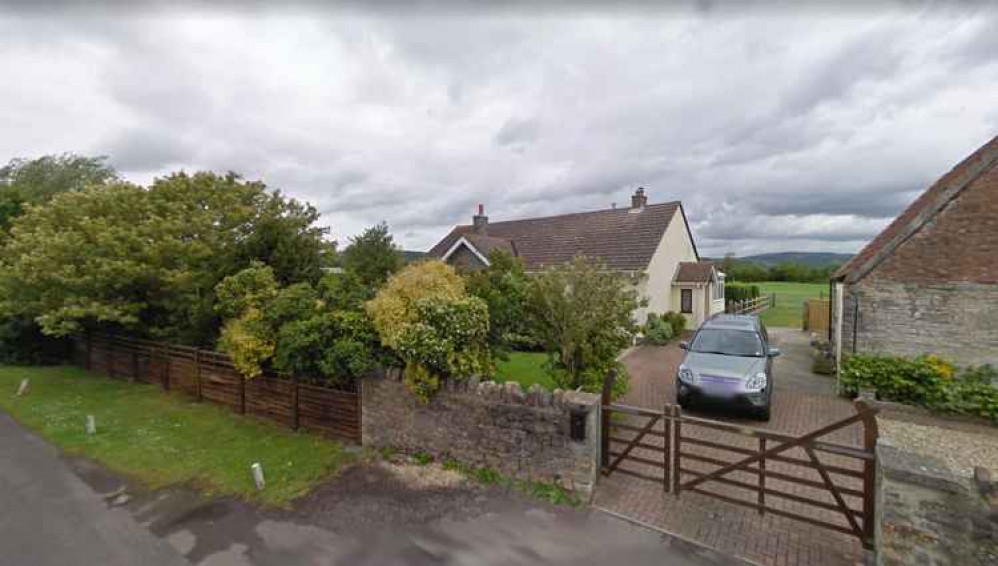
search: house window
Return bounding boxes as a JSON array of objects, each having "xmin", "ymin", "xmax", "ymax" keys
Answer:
[
  {"xmin": 713, "ymin": 280, "xmax": 725, "ymax": 301},
  {"xmin": 681, "ymin": 289, "xmax": 693, "ymax": 313}
]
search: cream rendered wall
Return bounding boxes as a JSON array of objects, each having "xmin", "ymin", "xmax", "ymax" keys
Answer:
[{"xmin": 633, "ymin": 208, "xmax": 699, "ymax": 323}]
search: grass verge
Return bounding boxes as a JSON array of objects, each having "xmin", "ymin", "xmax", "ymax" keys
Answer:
[
  {"xmin": 0, "ymin": 365, "xmax": 352, "ymax": 506},
  {"xmin": 755, "ymin": 281, "xmax": 828, "ymax": 328},
  {"xmin": 494, "ymin": 351, "xmax": 557, "ymax": 391}
]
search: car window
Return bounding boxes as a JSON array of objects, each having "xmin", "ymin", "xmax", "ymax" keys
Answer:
[{"xmin": 690, "ymin": 328, "xmax": 764, "ymax": 357}]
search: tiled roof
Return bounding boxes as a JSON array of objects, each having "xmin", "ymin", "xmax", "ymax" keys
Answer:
[
  {"xmin": 429, "ymin": 201, "xmax": 687, "ymax": 272},
  {"xmin": 462, "ymin": 234, "xmax": 515, "ymax": 258},
  {"xmin": 674, "ymin": 261, "xmax": 715, "ymax": 283},
  {"xmin": 834, "ymin": 135, "xmax": 998, "ymax": 282}
]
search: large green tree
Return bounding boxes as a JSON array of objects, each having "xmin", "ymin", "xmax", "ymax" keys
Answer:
[
  {"xmin": 339, "ymin": 222, "xmax": 403, "ymax": 290},
  {"xmin": 465, "ymin": 249, "xmax": 530, "ymax": 356},
  {"xmin": 0, "ymin": 154, "xmax": 118, "ymax": 230},
  {"xmin": 0, "ymin": 172, "xmax": 333, "ymax": 345},
  {"xmin": 526, "ymin": 256, "xmax": 641, "ymax": 396}
]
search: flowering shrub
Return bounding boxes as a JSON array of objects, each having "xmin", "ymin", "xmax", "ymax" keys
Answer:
[
  {"xmin": 369, "ymin": 263, "xmax": 491, "ymax": 401},
  {"xmin": 841, "ymin": 353, "xmax": 998, "ymax": 422}
]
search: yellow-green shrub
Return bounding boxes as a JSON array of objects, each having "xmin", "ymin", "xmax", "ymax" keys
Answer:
[{"xmin": 366, "ymin": 261, "xmax": 465, "ymax": 349}]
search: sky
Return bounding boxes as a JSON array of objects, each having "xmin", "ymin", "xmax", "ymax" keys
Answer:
[{"xmin": 1, "ymin": 2, "xmax": 996, "ymax": 257}]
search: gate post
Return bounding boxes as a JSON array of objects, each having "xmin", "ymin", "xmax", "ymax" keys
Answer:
[
  {"xmin": 673, "ymin": 405, "xmax": 682, "ymax": 496},
  {"xmin": 663, "ymin": 405, "xmax": 672, "ymax": 493},
  {"xmin": 857, "ymin": 400, "xmax": 879, "ymax": 548},
  {"xmin": 600, "ymin": 368, "xmax": 617, "ymax": 469}
]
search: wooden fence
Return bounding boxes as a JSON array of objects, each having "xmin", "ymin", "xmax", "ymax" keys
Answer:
[
  {"xmin": 71, "ymin": 334, "xmax": 361, "ymax": 443},
  {"xmin": 601, "ymin": 400, "xmax": 878, "ymax": 547},
  {"xmin": 726, "ymin": 294, "xmax": 774, "ymax": 316},
  {"xmin": 803, "ymin": 299, "xmax": 831, "ymax": 332}
]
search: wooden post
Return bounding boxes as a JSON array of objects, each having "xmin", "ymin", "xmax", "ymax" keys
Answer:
[
  {"xmin": 600, "ymin": 368, "xmax": 617, "ymax": 469},
  {"xmin": 195, "ymin": 349, "xmax": 203, "ymax": 402},
  {"xmin": 758, "ymin": 437, "xmax": 766, "ymax": 515},
  {"xmin": 163, "ymin": 345, "xmax": 171, "ymax": 391},
  {"xmin": 663, "ymin": 405, "xmax": 672, "ymax": 493},
  {"xmin": 240, "ymin": 374, "xmax": 246, "ymax": 415},
  {"xmin": 85, "ymin": 332, "xmax": 92, "ymax": 371},
  {"xmin": 858, "ymin": 401, "xmax": 879, "ymax": 548},
  {"xmin": 292, "ymin": 375, "xmax": 300, "ymax": 431},
  {"xmin": 673, "ymin": 405, "xmax": 682, "ymax": 496},
  {"xmin": 131, "ymin": 348, "xmax": 139, "ymax": 381}
]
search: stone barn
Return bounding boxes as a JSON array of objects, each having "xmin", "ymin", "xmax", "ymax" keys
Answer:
[{"xmin": 831, "ymin": 134, "xmax": 998, "ymax": 368}]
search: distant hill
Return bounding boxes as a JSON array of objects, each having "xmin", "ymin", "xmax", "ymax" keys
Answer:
[{"xmin": 734, "ymin": 252, "xmax": 852, "ymax": 267}]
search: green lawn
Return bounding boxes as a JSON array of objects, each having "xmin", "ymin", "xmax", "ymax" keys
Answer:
[
  {"xmin": 755, "ymin": 281, "xmax": 828, "ymax": 328},
  {"xmin": 494, "ymin": 352, "xmax": 557, "ymax": 391},
  {"xmin": 0, "ymin": 365, "xmax": 352, "ymax": 506}
]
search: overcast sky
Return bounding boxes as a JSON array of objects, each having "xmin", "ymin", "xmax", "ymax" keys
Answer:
[{"xmin": 1, "ymin": 2, "xmax": 996, "ymax": 257}]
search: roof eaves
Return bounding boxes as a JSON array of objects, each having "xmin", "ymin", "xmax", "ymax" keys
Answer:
[{"xmin": 843, "ymin": 145, "xmax": 998, "ymax": 284}]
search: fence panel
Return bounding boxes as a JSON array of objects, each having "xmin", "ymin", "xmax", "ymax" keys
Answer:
[{"xmin": 71, "ymin": 334, "xmax": 362, "ymax": 444}]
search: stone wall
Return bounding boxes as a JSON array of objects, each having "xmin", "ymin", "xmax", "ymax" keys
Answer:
[
  {"xmin": 876, "ymin": 443, "xmax": 998, "ymax": 566},
  {"xmin": 362, "ymin": 371, "xmax": 602, "ymax": 498},
  {"xmin": 840, "ymin": 277, "xmax": 998, "ymax": 367}
]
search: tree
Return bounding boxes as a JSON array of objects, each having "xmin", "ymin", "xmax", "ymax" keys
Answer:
[
  {"xmin": 0, "ymin": 154, "xmax": 118, "ymax": 230},
  {"xmin": 0, "ymin": 171, "xmax": 333, "ymax": 345},
  {"xmin": 366, "ymin": 260, "xmax": 466, "ymax": 350},
  {"xmin": 215, "ymin": 262, "xmax": 381, "ymax": 381},
  {"xmin": 340, "ymin": 222, "xmax": 403, "ymax": 290},
  {"xmin": 465, "ymin": 249, "xmax": 530, "ymax": 356},
  {"xmin": 526, "ymin": 256, "xmax": 641, "ymax": 396},
  {"xmin": 367, "ymin": 260, "xmax": 489, "ymax": 401}
]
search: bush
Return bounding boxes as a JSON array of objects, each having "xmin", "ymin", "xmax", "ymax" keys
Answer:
[
  {"xmin": 643, "ymin": 313, "xmax": 674, "ymax": 345},
  {"xmin": 526, "ymin": 257, "xmax": 640, "ymax": 397},
  {"xmin": 661, "ymin": 311, "xmax": 687, "ymax": 337},
  {"xmin": 369, "ymin": 262, "xmax": 491, "ymax": 401},
  {"xmin": 366, "ymin": 261, "xmax": 465, "ymax": 350},
  {"xmin": 840, "ymin": 354, "xmax": 998, "ymax": 421},
  {"xmin": 725, "ymin": 283, "xmax": 760, "ymax": 303}
]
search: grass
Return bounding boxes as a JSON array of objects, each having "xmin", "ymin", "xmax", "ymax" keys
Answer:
[
  {"xmin": 0, "ymin": 365, "xmax": 352, "ymax": 506},
  {"xmin": 494, "ymin": 351, "xmax": 557, "ymax": 391},
  {"xmin": 754, "ymin": 281, "xmax": 829, "ymax": 328}
]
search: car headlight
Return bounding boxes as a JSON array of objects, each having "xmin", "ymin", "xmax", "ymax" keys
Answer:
[
  {"xmin": 745, "ymin": 372, "xmax": 767, "ymax": 392},
  {"xmin": 678, "ymin": 365, "xmax": 699, "ymax": 385}
]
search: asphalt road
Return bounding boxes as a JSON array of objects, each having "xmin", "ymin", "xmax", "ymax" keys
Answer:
[
  {"xmin": 0, "ymin": 411, "xmax": 189, "ymax": 566},
  {"xmin": 0, "ymin": 408, "xmax": 748, "ymax": 566}
]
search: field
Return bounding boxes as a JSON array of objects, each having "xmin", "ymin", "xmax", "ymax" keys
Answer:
[
  {"xmin": 494, "ymin": 352, "xmax": 557, "ymax": 391},
  {"xmin": 0, "ymin": 365, "xmax": 352, "ymax": 505},
  {"xmin": 754, "ymin": 281, "xmax": 828, "ymax": 328}
]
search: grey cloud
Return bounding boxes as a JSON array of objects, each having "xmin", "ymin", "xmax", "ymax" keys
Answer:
[
  {"xmin": 103, "ymin": 130, "xmax": 197, "ymax": 171},
  {"xmin": 494, "ymin": 117, "xmax": 541, "ymax": 149},
  {"xmin": 1, "ymin": 7, "xmax": 995, "ymax": 256}
]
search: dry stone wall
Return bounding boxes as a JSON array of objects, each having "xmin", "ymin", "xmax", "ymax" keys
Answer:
[{"xmin": 362, "ymin": 371, "xmax": 601, "ymax": 498}]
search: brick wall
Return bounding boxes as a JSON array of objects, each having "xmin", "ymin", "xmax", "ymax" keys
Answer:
[
  {"xmin": 361, "ymin": 371, "xmax": 602, "ymax": 498},
  {"xmin": 876, "ymin": 444, "xmax": 998, "ymax": 565},
  {"xmin": 840, "ymin": 277, "xmax": 998, "ymax": 367}
]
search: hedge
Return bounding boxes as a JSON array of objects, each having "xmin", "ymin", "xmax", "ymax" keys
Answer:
[{"xmin": 840, "ymin": 354, "xmax": 998, "ymax": 422}]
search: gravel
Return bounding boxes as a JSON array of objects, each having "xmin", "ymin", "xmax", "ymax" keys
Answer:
[{"xmin": 879, "ymin": 417, "xmax": 998, "ymax": 477}]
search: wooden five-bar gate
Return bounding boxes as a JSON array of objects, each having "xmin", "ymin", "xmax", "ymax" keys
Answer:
[
  {"xmin": 600, "ymin": 392, "xmax": 878, "ymax": 548},
  {"xmin": 72, "ymin": 333, "xmax": 362, "ymax": 443}
]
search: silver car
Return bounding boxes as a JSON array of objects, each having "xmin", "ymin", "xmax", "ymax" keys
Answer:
[{"xmin": 676, "ymin": 314, "xmax": 780, "ymax": 421}]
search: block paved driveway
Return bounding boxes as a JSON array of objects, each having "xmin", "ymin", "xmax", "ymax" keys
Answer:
[{"xmin": 594, "ymin": 328, "xmax": 869, "ymax": 566}]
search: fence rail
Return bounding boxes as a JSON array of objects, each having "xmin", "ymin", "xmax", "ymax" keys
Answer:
[
  {"xmin": 726, "ymin": 294, "xmax": 774, "ymax": 315},
  {"xmin": 72, "ymin": 333, "xmax": 361, "ymax": 443}
]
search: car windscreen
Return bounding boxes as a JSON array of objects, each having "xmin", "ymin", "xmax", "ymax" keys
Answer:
[{"xmin": 690, "ymin": 328, "xmax": 764, "ymax": 357}]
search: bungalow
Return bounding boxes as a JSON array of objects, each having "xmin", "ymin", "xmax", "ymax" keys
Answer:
[
  {"xmin": 831, "ymin": 134, "xmax": 998, "ymax": 368},
  {"xmin": 428, "ymin": 188, "xmax": 724, "ymax": 327}
]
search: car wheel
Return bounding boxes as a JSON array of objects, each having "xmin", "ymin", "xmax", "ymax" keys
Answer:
[{"xmin": 756, "ymin": 405, "xmax": 771, "ymax": 422}]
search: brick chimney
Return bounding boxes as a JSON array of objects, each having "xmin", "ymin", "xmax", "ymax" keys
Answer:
[
  {"xmin": 631, "ymin": 187, "xmax": 648, "ymax": 210},
  {"xmin": 472, "ymin": 204, "xmax": 488, "ymax": 234}
]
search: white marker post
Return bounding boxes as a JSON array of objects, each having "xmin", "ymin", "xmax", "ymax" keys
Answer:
[
  {"xmin": 16, "ymin": 379, "xmax": 29, "ymax": 396},
  {"xmin": 86, "ymin": 415, "xmax": 96, "ymax": 435},
  {"xmin": 251, "ymin": 462, "xmax": 265, "ymax": 491}
]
